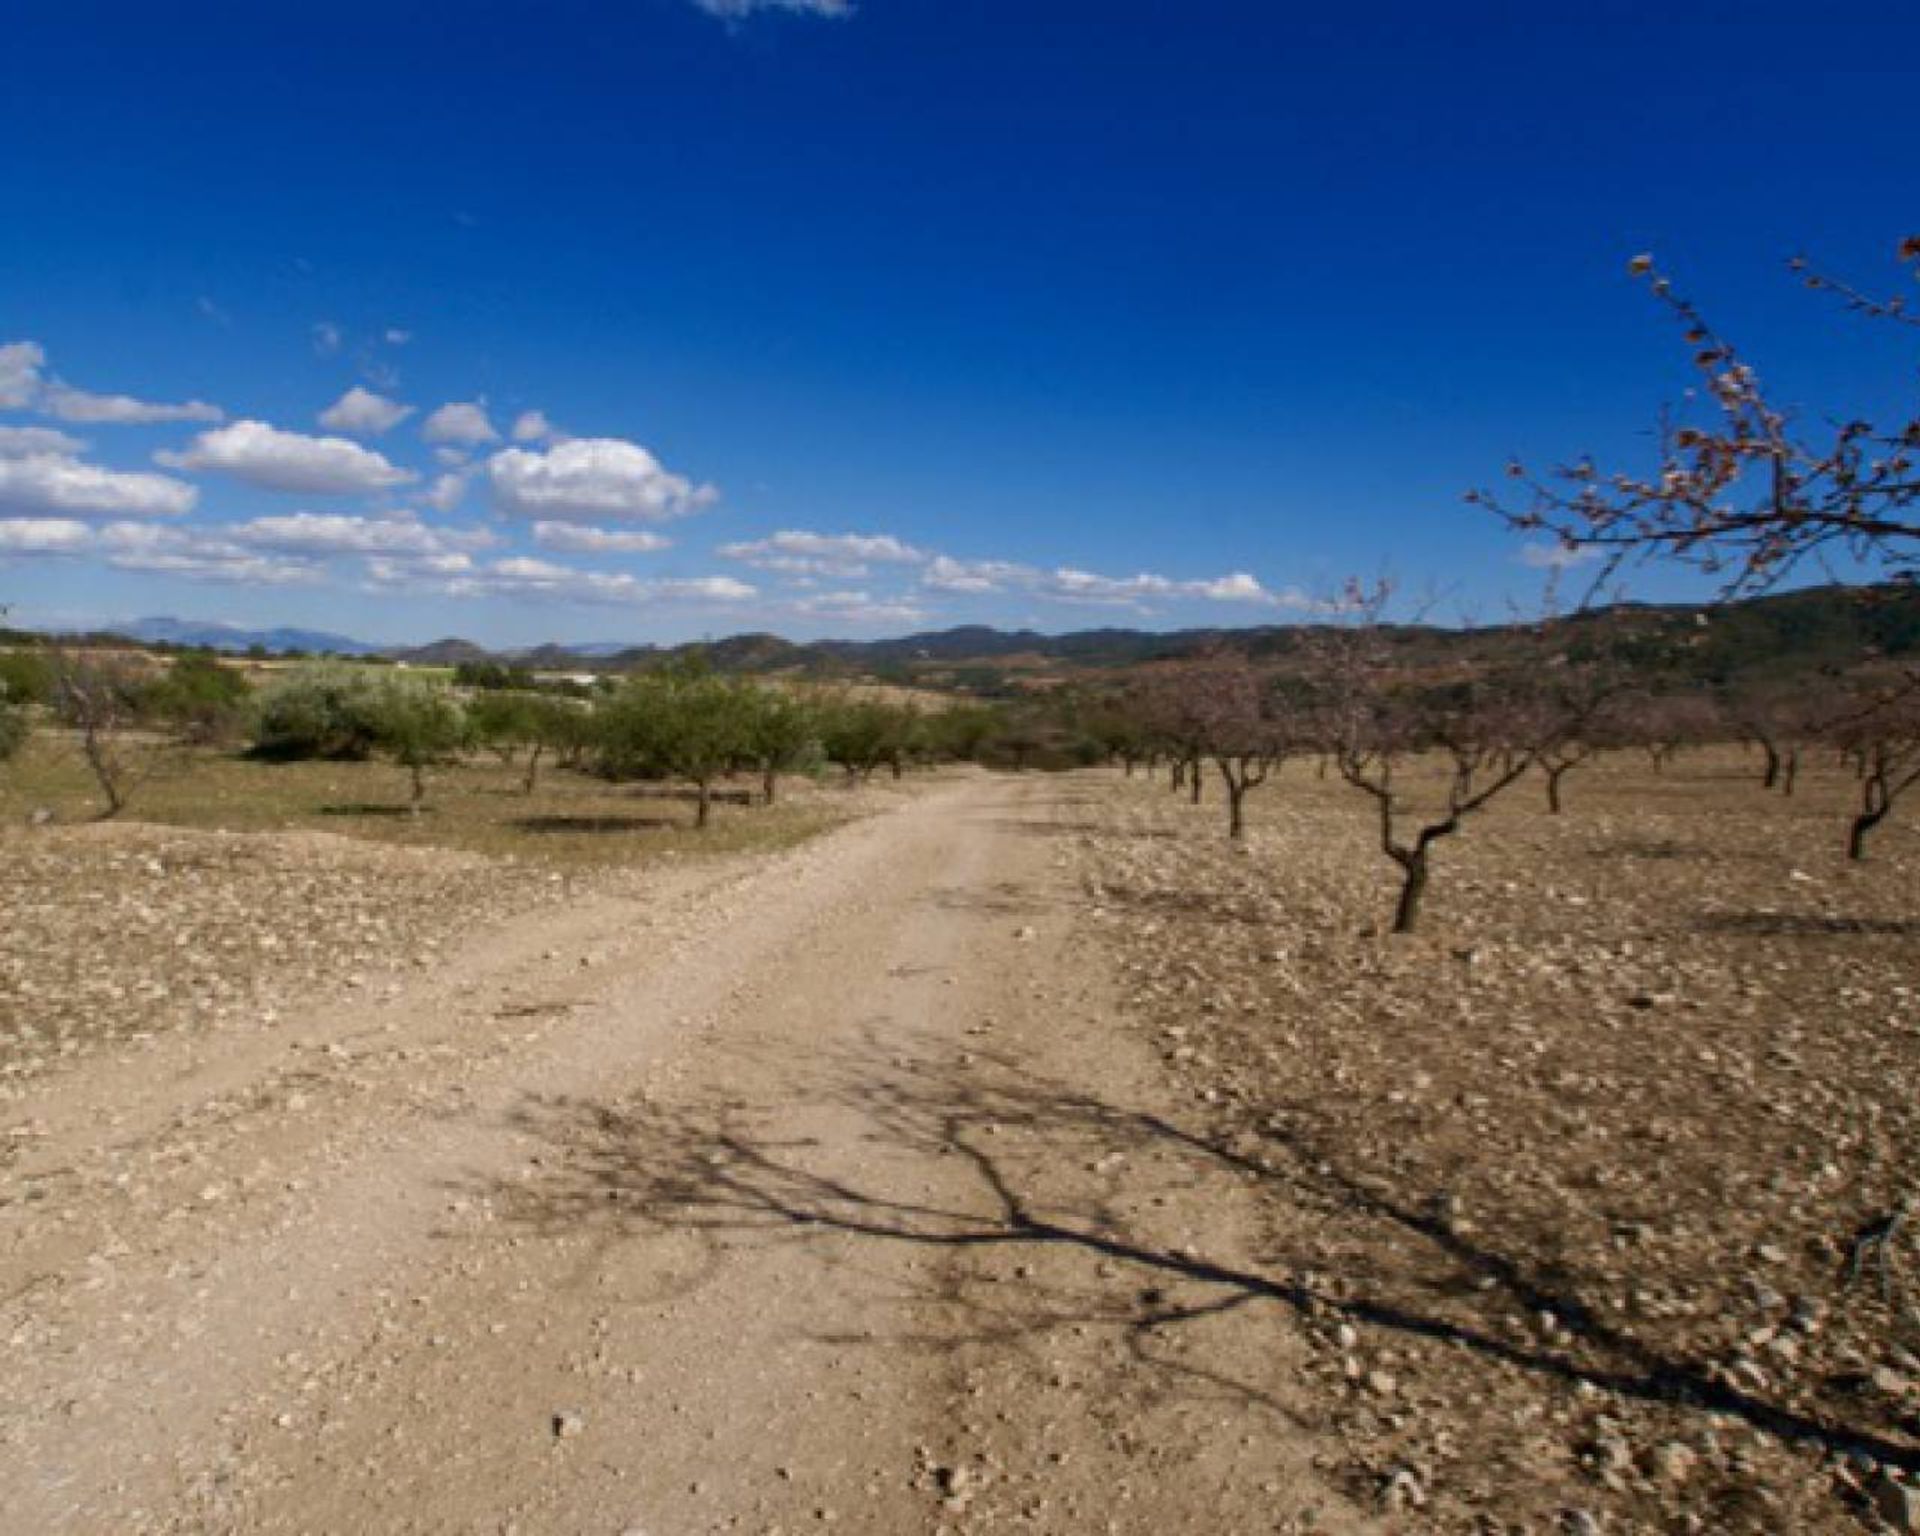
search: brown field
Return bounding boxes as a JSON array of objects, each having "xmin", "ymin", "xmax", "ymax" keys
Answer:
[
  {"xmin": 2, "ymin": 748, "xmax": 1916, "ymax": 1532},
  {"xmin": 1071, "ymin": 745, "xmax": 1920, "ymax": 1531}
]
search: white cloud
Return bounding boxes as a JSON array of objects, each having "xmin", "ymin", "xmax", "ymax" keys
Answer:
[
  {"xmin": 0, "ymin": 426, "xmax": 86, "ymax": 458},
  {"xmin": 158, "ymin": 419, "xmax": 416, "ymax": 495},
  {"xmin": 0, "ymin": 450, "xmax": 198, "ymax": 519},
  {"xmin": 318, "ymin": 386, "xmax": 414, "ymax": 437},
  {"xmin": 487, "ymin": 437, "xmax": 717, "ymax": 523},
  {"xmin": 0, "ymin": 341, "xmax": 46, "ymax": 409},
  {"xmin": 312, "ymin": 321, "xmax": 343, "ymax": 357},
  {"xmin": 0, "ymin": 517, "xmax": 320, "ymax": 586},
  {"xmin": 0, "ymin": 339, "xmax": 222, "ymax": 424},
  {"xmin": 419, "ymin": 471, "xmax": 470, "ymax": 514},
  {"xmin": 368, "ymin": 553, "xmax": 753, "ymax": 608},
  {"xmin": 719, "ymin": 529, "xmax": 925, "ymax": 578},
  {"xmin": 40, "ymin": 382, "xmax": 224, "ymax": 426},
  {"xmin": 916, "ymin": 554, "xmax": 1304, "ymax": 610},
  {"xmin": 692, "ymin": 0, "xmax": 855, "ymax": 17},
  {"xmin": 227, "ymin": 512, "xmax": 493, "ymax": 558},
  {"xmin": 921, "ymin": 554, "xmax": 1038, "ymax": 594},
  {"xmin": 511, "ymin": 409, "xmax": 556, "ymax": 443},
  {"xmin": 532, "ymin": 522, "xmax": 672, "ymax": 554},
  {"xmin": 384, "ymin": 328, "xmax": 413, "ymax": 346},
  {"xmin": 786, "ymin": 589, "xmax": 929, "ymax": 627},
  {"xmin": 422, "ymin": 400, "xmax": 499, "ymax": 446},
  {"xmin": 0, "ymin": 517, "xmax": 94, "ymax": 554},
  {"xmin": 1518, "ymin": 541, "xmax": 1603, "ymax": 570}
]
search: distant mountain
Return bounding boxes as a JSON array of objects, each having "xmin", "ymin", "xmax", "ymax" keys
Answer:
[
  {"xmin": 107, "ymin": 616, "xmax": 381, "ymax": 655},
  {"xmin": 74, "ymin": 583, "xmax": 1920, "ymax": 690},
  {"xmin": 392, "ymin": 637, "xmax": 496, "ymax": 667}
]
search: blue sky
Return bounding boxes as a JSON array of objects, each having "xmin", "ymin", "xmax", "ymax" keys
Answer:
[{"xmin": 2, "ymin": 0, "xmax": 1916, "ymax": 646}]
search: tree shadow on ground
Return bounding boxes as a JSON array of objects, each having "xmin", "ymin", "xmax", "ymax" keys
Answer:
[
  {"xmin": 1697, "ymin": 912, "xmax": 1919, "ymax": 938},
  {"xmin": 318, "ymin": 802, "xmax": 422, "ymax": 818},
  {"xmin": 479, "ymin": 1038, "xmax": 1920, "ymax": 1477},
  {"xmin": 511, "ymin": 814, "xmax": 681, "ymax": 835}
]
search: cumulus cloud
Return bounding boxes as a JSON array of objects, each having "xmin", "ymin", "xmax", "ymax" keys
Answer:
[
  {"xmin": 719, "ymin": 529, "xmax": 925, "ymax": 578},
  {"xmin": 0, "ymin": 341, "xmax": 47, "ymax": 409},
  {"xmin": 158, "ymin": 419, "xmax": 416, "ymax": 495},
  {"xmin": 421, "ymin": 400, "xmax": 499, "ymax": 446},
  {"xmin": 0, "ymin": 339, "xmax": 222, "ymax": 424},
  {"xmin": 0, "ymin": 449, "xmax": 198, "ymax": 519},
  {"xmin": 318, "ymin": 386, "xmax": 414, "ymax": 437},
  {"xmin": 511, "ymin": 409, "xmax": 556, "ymax": 443},
  {"xmin": 916, "ymin": 553, "xmax": 1304, "ymax": 610},
  {"xmin": 226, "ymin": 512, "xmax": 493, "ymax": 558},
  {"xmin": 921, "ymin": 555, "xmax": 1038, "ymax": 594},
  {"xmin": 312, "ymin": 321, "xmax": 343, "ymax": 357},
  {"xmin": 419, "ymin": 472, "xmax": 470, "ymax": 514},
  {"xmin": 0, "ymin": 518, "xmax": 320, "ymax": 585},
  {"xmin": 488, "ymin": 437, "xmax": 717, "ymax": 523},
  {"xmin": 40, "ymin": 383, "xmax": 224, "ymax": 426},
  {"xmin": 785, "ymin": 589, "xmax": 929, "ymax": 628},
  {"xmin": 0, "ymin": 426, "xmax": 86, "ymax": 458},
  {"xmin": 368, "ymin": 552, "xmax": 753, "ymax": 608},
  {"xmin": 0, "ymin": 517, "xmax": 95, "ymax": 554},
  {"xmin": 532, "ymin": 522, "xmax": 672, "ymax": 554}
]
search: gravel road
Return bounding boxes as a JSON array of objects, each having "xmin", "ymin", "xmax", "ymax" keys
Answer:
[{"xmin": 1, "ymin": 774, "xmax": 1365, "ymax": 1535}]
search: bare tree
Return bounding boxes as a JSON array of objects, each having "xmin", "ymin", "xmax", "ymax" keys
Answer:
[
  {"xmin": 1823, "ymin": 673, "xmax": 1920, "ymax": 861},
  {"xmin": 1180, "ymin": 653, "xmax": 1293, "ymax": 840},
  {"xmin": 1473, "ymin": 240, "xmax": 1920, "ymax": 595},
  {"xmin": 1725, "ymin": 678, "xmax": 1816, "ymax": 795},
  {"xmin": 1309, "ymin": 585, "xmax": 1551, "ymax": 934},
  {"xmin": 48, "ymin": 648, "xmax": 166, "ymax": 819}
]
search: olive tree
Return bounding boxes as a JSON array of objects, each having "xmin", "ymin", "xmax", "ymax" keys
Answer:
[
  {"xmin": 598, "ymin": 667, "xmax": 753, "ymax": 829},
  {"xmin": 743, "ymin": 686, "xmax": 820, "ymax": 805},
  {"xmin": 361, "ymin": 674, "xmax": 469, "ymax": 813}
]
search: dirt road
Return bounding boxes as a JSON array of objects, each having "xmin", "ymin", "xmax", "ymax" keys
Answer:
[{"xmin": 1, "ymin": 774, "xmax": 1367, "ymax": 1535}]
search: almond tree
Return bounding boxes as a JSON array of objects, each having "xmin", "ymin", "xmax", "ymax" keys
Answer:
[
  {"xmin": 1725, "ymin": 678, "xmax": 1816, "ymax": 795},
  {"xmin": 1309, "ymin": 586, "xmax": 1551, "ymax": 934},
  {"xmin": 1183, "ymin": 653, "xmax": 1293, "ymax": 840},
  {"xmin": 1823, "ymin": 673, "xmax": 1920, "ymax": 860},
  {"xmin": 1473, "ymin": 239, "xmax": 1920, "ymax": 594},
  {"xmin": 48, "ymin": 648, "xmax": 163, "ymax": 819}
]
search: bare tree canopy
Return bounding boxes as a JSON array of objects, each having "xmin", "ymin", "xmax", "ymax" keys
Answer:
[{"xmin": 1473, "ymin": 239, "xmax": 1920, "ymax": 595}]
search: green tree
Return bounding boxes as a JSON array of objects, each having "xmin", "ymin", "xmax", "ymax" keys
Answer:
[
  {"xmin": 360, "ymin": 675, "xmax": 469, "ymax": 813},
  {"xmin": 252, "ymin": 664, "xmax": 384, "ymax": 760},
  {"xmin": 743, "ymin": 687, "xmax": 820, "ymax": 805},
  {"xmin": 598, "ymin": 666, "xmax": 753, "ymax": 828},
  {"xmin": 141, "ymin": 653, "xmax": 252, "ymax": 744}
]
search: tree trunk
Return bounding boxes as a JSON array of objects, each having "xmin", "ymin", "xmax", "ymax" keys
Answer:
[
  {"xmin": 1188, "ymin": 758, "xmax": 1203, "ymax": 805},
  {"xmin": 1760, "ymin": 742, "xmax": 1781, "ymax": 790},
  {"xmin": 83, "ymin": 728, "xmax": 126, "ymax": 820},
  {"xmin": 695, "ymin": 778, "xmax": 713, "ymax": 830},
  {"xmin": 1392, "ymin": 852, "xmax": 1429, "ymax": 934},
  {"xmin": 1781, "ymin": 751, "xmax": 1798, "ymax": 797},
  {"xmin": 1545, "ymin": 764, "xmax": 1565, "ymax": 816},
  {"xmin": 410, "ymin": 761, "xmax": 426, "ymax": 815},
  {"xmin": 762, "ymin": 763, "xmax": 779, "ymax": 805},
  {"xmin": 1227, "ymin": 780, "xmax": 1246, "ymax": 839},
  {"xmin": 522, "ymin": 742, "xmax": 544, "ymax": 796}
]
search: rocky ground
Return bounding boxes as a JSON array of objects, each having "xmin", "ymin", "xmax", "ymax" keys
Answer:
[
  {"xmin": 1070, "ymin": 751, "xmax": 1920, "ymax": 1533},
  {"xmin": 0, "ymin": 822, "xmax": 602, "ymax": 1092}
]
